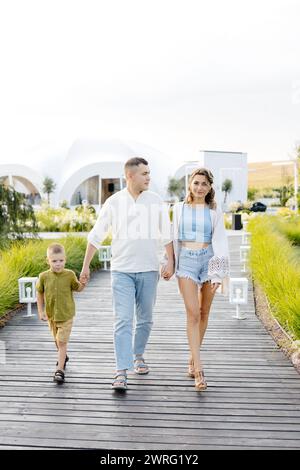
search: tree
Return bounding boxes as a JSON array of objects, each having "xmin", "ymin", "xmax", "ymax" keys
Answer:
[
  {"xmin": 274, "ymin": 184, "xmax": 294, "ymax": 207},
  {"xmin": 167, "ymin": 177, "xmax": 185, "ymax": 200},
  {"xmin": 0, "ymin": 184, "xmax": 37, "ymax": 243},
  {"xmin": 42, "ymin": 177, "xmax": 56, "ymax": 205},
  {"xmin": 247, "ymin": 187, "xmax": 258, "ymax": 201},
  {"xmin": 222, "ymin": 179, "xmax": 233, "ymax": 203}
]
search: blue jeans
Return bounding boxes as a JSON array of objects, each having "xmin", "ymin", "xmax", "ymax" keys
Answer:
[{"xmin": 111, "ymin": 271, "xmax": 159, "ymax": 371}]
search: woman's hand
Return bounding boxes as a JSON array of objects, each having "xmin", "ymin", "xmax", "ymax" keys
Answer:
[
  {"xmin": 161, "ymin": 261, "xmax": 175, "ymax": 281},
  {"xmin": 211, "ymin": 282, "xmax": 221, "ymax": 294}
]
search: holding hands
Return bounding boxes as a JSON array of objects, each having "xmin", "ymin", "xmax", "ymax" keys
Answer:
[
  {"xmin": 161, "ymin": 260, "xmax": 175, "ymax": 281},
  {"xmin": 80, "ymin": 267, "xmax": 90, "ymax": 285}
]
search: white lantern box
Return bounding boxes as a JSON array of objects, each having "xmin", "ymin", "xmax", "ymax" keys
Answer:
[
  {"xmin": 18, "ymin": 277, "xmax": 38, "ymax": 317},
  {"xmin": 229, "ymin": 277, "xmax": 248, "ymax": 320},
  {"xmin": 98, "ymin": 246, "xmax": 112, "ymax": 270},
  {"xmin": 242, "ymin": 231, "xmax": 251, "ymax": 245},
  {"xmin": 240, "ymin": 245, "xmax": 251, "ymax": 272}
]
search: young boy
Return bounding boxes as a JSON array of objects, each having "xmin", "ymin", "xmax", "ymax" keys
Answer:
[{"xmin": 36, "ymin": 243, "xmax": 87, "ymax": 383}]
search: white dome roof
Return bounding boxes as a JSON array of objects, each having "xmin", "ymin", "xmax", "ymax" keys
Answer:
[
  {"xmin": 0, "ymin": 138, "xmax": 175, "ymax": 204},
  {"xmin": 58, "ymin": 138, "xmax": 173, "ymax": 199}
]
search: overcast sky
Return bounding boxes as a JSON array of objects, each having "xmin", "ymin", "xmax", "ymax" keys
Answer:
[{"xmin": 0, "ymin": 0, "xmax": 299, "ymax": 168}]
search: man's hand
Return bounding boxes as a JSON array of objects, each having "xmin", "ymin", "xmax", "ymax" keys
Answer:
[
  {"xmin": 161, "ymin": 261, "xmax": 175, "ymax": 281},
  {"xmin": 80, "ymin": 266, "xmax": 90, "ymax": 284},
  {"xmin": 211, "ymin": 282, "xmax": 221, "ymax": 294},
  {"xmin": 80, "ymin": 277, "xmax": 88, "ymax": 286},
  {"xmin": 39, "ymin": 311, "xmax": 48, "ymax": 322}
]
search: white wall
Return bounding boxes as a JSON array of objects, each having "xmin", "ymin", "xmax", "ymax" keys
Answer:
[{"xmin": 199, "ymin": 151, "xmax": 248, "ymax": 207}]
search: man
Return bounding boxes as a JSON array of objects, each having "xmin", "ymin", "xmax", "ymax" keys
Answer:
[{"xmin": 80, "ymin": 157, "xmax": 174, "ymax": 390}]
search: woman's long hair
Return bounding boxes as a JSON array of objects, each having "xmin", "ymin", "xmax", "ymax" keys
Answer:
[{"xmin": 185, "ymin": 168, "xmax": 217, "ymax": 209}]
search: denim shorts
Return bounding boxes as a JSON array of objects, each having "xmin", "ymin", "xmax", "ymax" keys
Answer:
[{"xmin": 176, "ymin": 244, "xmax": 214, "ymax": 286}]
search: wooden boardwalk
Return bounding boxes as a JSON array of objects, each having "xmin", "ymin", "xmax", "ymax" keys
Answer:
[{"xmin": 0, "ymin": 234, "xmax": 300, "ymax": 450}]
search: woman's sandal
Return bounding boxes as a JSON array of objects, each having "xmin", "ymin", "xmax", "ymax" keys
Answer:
[
  {"xmin": 188, "ymin": 359, "xmax": 195, "ymax": 378},
  {"xmin": 111, "ymin": 373, "xmax": 128, "ymax": 390},
  {"xmin": 53, "ymin": 369, "xmax": 65, "ymax": 383},
  {"xmin": 134, "ymin": 358, "xmax": 149, "ymax": 375},
  {"xmin": 194, "ymin": 370, "xmax": 207, "ymax": 391}
]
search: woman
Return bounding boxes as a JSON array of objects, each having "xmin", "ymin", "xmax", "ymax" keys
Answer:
[{"xmin": 171, "ymin": 168, "xmax": 229, "ymax": 391}]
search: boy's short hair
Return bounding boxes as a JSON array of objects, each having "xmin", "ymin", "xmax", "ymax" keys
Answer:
[
  {"xmin": 47, "ymin": 243, "xmax": 65, "ymax": 257},
  {"xmin": 124, "ymin": 157, "xmax": 148, "ymax": 173}
]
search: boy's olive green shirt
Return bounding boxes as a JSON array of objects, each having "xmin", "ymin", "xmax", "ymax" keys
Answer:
[{"xmin": 36, "ymin": 269, "xmax": 81, "ymax": 322}]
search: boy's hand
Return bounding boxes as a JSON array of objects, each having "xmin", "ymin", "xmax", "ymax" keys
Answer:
[{"xmin": 39, "ymin": 312, "xmax": 48, "ymax": 322}]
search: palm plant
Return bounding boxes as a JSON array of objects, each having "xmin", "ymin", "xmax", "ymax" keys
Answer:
[
  {"xmin": 222, "ymin": 179, "xmax": 233, "ymax": 203},
  {"xmin": 42, "ymin": 177, "xmax": 56, "ymax": 204}
]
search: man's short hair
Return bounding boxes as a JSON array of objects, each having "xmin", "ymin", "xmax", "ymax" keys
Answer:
[
  {"xmin": 124, "ymin": 157, "xmax": 148, "ymax": 173},
  {"xmin": 47, "ymin": 243, "xmax": 65, "ymax": 257}
]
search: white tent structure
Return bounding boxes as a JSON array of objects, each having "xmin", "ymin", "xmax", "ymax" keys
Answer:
[
  {"xmin": 0, "ymin": 139, "xmax": 173, "ymax": 207},
  {"xmin": 0, "ymin": 143, "xmax": 248, "ymax": 209}
]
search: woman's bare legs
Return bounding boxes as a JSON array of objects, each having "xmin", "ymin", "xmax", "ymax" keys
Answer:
[
  {"xmin": 198, "ymin": 281, "xmax": 215, "ymax": 347},
  {"xmin": 178, "ymin": 278, "xmax": 202, "ymax": 373},
  {"xmin": 187, "ymin": 282, "xmax": 216, "ymax": 371}
]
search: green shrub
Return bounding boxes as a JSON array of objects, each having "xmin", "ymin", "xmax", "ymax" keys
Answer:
[
  {"xmin": 0, "ymin": 236, "xmax": 103, "ymax": 318},
  {"xmin": 272, "ymin": 215, "xmax": 300, "ymax": 246},
  {"xmin": 248, "ymin": 215, "xmax": 300, "ymax": 338},
  {"xmin": 35, "ymin": 206, "xmax": 96, "ymax": 232}
]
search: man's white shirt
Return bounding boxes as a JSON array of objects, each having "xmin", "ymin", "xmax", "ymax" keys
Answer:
[{"xmin": 88, "ymin": 188, "xmax": 172, "ymax": 272}]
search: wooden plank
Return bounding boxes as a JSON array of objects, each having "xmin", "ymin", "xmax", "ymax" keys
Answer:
[{"xmin": 0, "ymin": 234, "xmax": 299, "ymax": 450}]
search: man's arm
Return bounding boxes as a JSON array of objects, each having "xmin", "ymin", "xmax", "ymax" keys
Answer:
[
  {"xmin": 159, "ymin": 201, "xmax": 175, "ymax": 280},
  {"xmin": 80, "ymin": 200, "xmax": 112, "ymax": 282},
  {"xmin": 80, "ymin": 243, "xmax": 98, "ymax": 282},
  {"xmin": 164, "ymin": 241, "xmax": 174, "ymax": 263}
]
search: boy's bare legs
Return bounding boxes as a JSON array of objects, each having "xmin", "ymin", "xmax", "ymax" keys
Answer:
[
  {"xmin": 53, "ymin": 340, "xmax": 67, "ymax": 383},
  {"xmin": 57, "ymin": 341, "xmax": 68, "ymax": 370}
]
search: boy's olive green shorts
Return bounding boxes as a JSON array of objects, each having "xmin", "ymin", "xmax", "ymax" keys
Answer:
[{"xmin": 48, "ymin": 318, "xmax": 73, "ymax": 344}]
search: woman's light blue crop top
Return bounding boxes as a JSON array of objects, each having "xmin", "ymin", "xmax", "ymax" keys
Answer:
[{"xmin": 179, "ymin": 204, "xmax": 212, "ymax": 243}]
